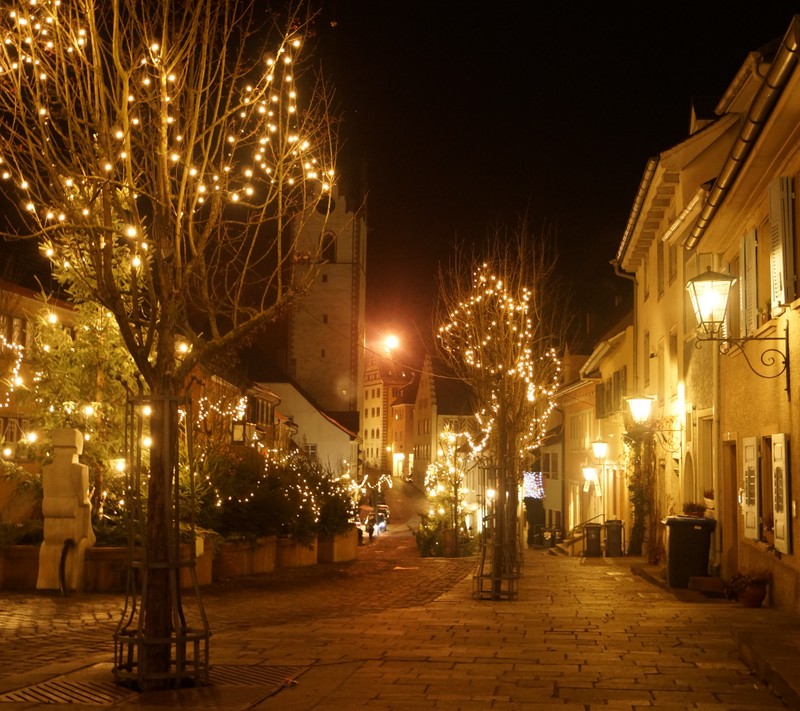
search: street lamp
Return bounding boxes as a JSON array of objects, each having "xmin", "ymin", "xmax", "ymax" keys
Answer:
[
  {"xmin": 591, "ymin": 439, "xmax": 609, "ymax": 461},
  {"xmin": 686, "ymin": 268, "xmax": 790, "ymax": 397},
  {"xmin": 590, "ymin": 439, "xmax": 608, "ymax": 499},
  {"xmin": 685, "ymin": 267, "xmax": 735, "ymax": 335},
  {"xmin": 626, "ymin": 396, "xmax": 653, "ymax": 424},
  {"xmin": 623, "ymin": 396, "xmax": 657, "ymax": 560}
]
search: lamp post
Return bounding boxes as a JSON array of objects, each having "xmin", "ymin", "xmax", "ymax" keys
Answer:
[{"xmin": 624, "ymin": 396, "xmax": 657, "ymax": 560}]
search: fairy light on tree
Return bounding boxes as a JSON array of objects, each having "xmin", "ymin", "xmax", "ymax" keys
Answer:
[
  {"xmin": 26, "ymin": 299, "xmax": 138, "ymax": 527},
  {"xmin": 0, "ymin": 334, "xmax": 24, "ymax": 410},
  {"xmin": 423, "ymin": 426, "xmax": 480, "ymax": 556},
  {"xmin": 436, "ymin": 221, "xmax": 567, "ymax": 598},
  {"xmin": 0, "ymin": 0, "xmax": 336, "ymax": 688}
]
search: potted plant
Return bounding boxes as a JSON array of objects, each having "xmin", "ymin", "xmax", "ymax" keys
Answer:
[
  {"xmin": 682, "ymin": 501, "xmax": 707, "ymax": 518},
  {"xmin": 703, "ymin": 488, "xmax": 715, "ymax": 509},
  {"xmin": 726, "ymin": 568, "xmax": 771, "ymax": 607}
]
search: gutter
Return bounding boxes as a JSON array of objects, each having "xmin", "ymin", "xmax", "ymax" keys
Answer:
[
  {"xmin": 613, "ymin": 157, "xmax": 659, "ymax": 267},
  {"xmin": 685, "ymin": 17, "xmax": 800, "ymax": 250}
]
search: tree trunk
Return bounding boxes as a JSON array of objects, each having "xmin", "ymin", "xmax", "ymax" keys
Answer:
[{"xmin": 141, "ymin": 392, "xmax": 181, "ymax": 690}]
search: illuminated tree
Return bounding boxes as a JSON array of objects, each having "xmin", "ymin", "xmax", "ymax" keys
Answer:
[
  {"xmin": 26, "ymin": 299, "xmax": 138, "ymax": 526},
  {"xmin": 423, "ymin": 426, "xmax": 479, "ymax": 556},
  {"xmin": 0, "ymin": 0, "xmax": 336, "ymax": 686},
  {"xmin": 436, "ymin": 222, "xmax": 566, "ymax": 597}
]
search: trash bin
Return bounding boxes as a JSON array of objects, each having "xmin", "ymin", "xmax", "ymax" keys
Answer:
[
  {"xmin": 584, "ymin": 522, "xmax": 602, "ymax": 557},
  {"xmin": 604, "ymin": 519, "xmax": 624, "ymax": 557},
  {"xmin": 664, "ymin": 515, "xmax": 717, "ymax": 588},
  {"xmin": 531, "ymin": 525, "xmax": 544, "ymax": 547}
]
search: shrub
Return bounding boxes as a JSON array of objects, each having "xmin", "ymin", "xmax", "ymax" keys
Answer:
[
  {"xmin": 682, "ymin": 501, "xmax": 707, "ymax": 516},
  {"xmin": 0, "ymin": 519, "xmax": 43, "ymax": 546},
  {"xmin": 414, "ymin": 514, "xmax": 444, "ymax": 557}
]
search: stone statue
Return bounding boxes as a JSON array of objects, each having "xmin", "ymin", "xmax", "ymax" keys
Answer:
[{"xmin": 36, "ymin": 428, "xmax": 96, "ymax": 592}]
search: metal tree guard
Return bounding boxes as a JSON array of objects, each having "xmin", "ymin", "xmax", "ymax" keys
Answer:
[
  {"xmin": 113, "ymin": 388, "xmax": 210, "ymax": 690},
  {"xmin": 473, "ymin": 461, "xmax": 520, "ymax": 600}
]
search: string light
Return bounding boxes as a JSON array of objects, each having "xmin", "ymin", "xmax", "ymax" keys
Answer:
[
  {"xmin": 0, "ymin": 0, "xmax": 335, "ymax": 283},
  {"xmin": 0, "ymin": 335, "xmax": 25, "ymax": 409},
  {"xmin": 437, "ymin": 262, "xmax": 562, "ymax": 457}
]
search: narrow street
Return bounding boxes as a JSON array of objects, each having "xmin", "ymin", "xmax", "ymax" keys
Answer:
[{"xmin": 1, "ymin": 480, "xmax": 798, "ymax": 709}]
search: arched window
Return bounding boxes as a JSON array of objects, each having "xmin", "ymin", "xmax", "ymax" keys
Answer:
[{"xmin": 320, "ymin": 231, "xmax": 336, "ymax": 263}]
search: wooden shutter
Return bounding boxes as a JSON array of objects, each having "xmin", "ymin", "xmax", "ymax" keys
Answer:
[
  {"xmin": 595, "ymin": 382, "xmax": 606, "ymax": 420},
  {"xmin": 742, "ymin": 436, "xmax": 759, "ymax": 540},
  {"xmin": 740, "ymin": 229, "xmax": 758, "ymax": 337},
  {"xmin": 769, "ymin": 177, "xmax": 795, "ymax": 310},
  {"xmin": 772, "ymin": 433, "xmax": 792, "ymax": 554}
]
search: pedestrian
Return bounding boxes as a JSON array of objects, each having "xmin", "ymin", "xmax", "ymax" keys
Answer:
[{"xmin": 366, "ymin": 513, "xmax": 375, "ymax": 543}]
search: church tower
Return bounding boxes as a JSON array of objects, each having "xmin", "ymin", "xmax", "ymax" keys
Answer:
[{"xmin": 287, "ymin": 186, "xmax": 366, "ymax": 415}]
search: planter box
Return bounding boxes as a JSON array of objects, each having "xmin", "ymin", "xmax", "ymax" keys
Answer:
[
  {"xmin": 84, "ymin": 540, "xmax": 213, "ymax": 592},
  {"xmin": 2, "ymin": 539, "xmax": 213, "ymax": 592},
  {"xmin": 212, "ymin": 537, "xmax": 277, "ymax": 581},
  {"xmin": 0, "ymin": 545, "xmax": 39, "ymax": 590},
  {"xmin": 250, "ymin": 536, "xmax": 277, "ymax": 573},
  {"xmin": 84, "ymin": 546, "xmax": 135, "ymax": 593},
  {"xmin": 276, "ymin": 536, "xmax": 318, "ymax": 568},
  {"xmin": 317, "ymin": 527, "xmax": 358, "ymax": 563}
]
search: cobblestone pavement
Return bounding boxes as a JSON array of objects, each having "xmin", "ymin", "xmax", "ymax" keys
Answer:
[{"xmin": 1, "ymin": 481, "xmax": 799, "ymax": 709}]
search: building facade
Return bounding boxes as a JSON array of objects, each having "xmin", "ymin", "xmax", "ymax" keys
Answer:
[
  {"xmin": 614, "ymin": 17, "xmax": 800, "ymax": 611},
  {"xmin": 362, "ymin": 348, "xmax": 413, "ymax": 473},
  {"xmin": 288, "ymin": 185, "xmax": 367, "ymax": 416}
]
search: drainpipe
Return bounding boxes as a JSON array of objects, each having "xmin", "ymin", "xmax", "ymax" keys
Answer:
[{"xmin": 712, "ymin": 289, "xmax": 722, "ymax": 574}]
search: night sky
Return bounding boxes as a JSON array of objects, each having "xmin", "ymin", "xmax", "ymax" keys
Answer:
[
  {"xmin": 2, "ymin": 4, "xmax": 798, "ymax": 362},
  {"xmin": 315, "ymin": 3, "xmax": 800, "ymax": 355}
]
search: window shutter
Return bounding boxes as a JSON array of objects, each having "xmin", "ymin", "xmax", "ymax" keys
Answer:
[
  {"xmin": 621, "ymin": 365, "xmax": 627, "ymax": 403},
  {"xmin": 595, "ymin": 382, "xmax": 606, "ymax": 420},
  {"xmin": 740, "ymin": 229, "xmax": 758, "ymax": 337},
  {"xmin": 742, "ymin": 436, "xmax": 759, "ymax": 540},
  {"xmin": 772, "ymin": 433, "xmax": 792, "ymax": 554},
  {"xmin": 769, "ymin": 177, "xmax": 795, "ymax": 309}
]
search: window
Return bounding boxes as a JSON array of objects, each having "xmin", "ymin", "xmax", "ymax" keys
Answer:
[
  {"xmin": 668, "ymin": 241, "xmax": 678, "ymax": 284},
  {"xmin": 642, "ymin": 261, "xmax": 649, "ymax": 301},
  {"xmin": 11, "ymin": 317, "xmax": 24, "ymax": 345},
  {"xmin": 568, "ymin": 411, "xmax": 590, "ymax": 452},
  {"xmin": 742, "ymin": 434, "xmax": 792, "ymax": 555},
  {"xmin": 643, "ymin": 331, "xmax": 650, "ymax": 387},
  {"xmin": 321, "ymin": 231, "xmax": 336, "ymax": 262},
  {"xmin": 541, "ymin": 451, "xmax": 559, "ymax": 480}
]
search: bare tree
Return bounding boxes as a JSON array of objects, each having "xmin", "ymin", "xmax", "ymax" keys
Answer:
[
  {"xmin": 435, "ymin": 221, "xmax": 567, "ymax": 598},
  {"xmin": 0, "ymin": 0, "xmax": 336, "ymax": 687}
]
